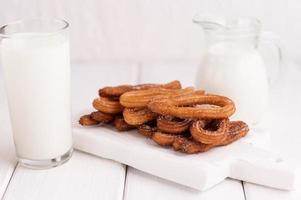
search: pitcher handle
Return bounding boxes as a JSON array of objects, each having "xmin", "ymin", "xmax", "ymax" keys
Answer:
[{"xmin": 259, "ymin": 31, "xmax": 284, "ymax": 87}]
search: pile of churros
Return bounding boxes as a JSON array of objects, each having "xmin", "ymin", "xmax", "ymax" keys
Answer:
[{"xmin": 79, "ymin": 80, "xmax": 249, "ymax": 154}]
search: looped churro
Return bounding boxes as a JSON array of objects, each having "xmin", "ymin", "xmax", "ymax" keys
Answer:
[
  {"xmin": 190, "ymin": 118, "xmax": 229, "ymax": 144},
  {"xmin": 152, "ymin": 132, "xmax": 180, "ymax": 146},
  {"xmin": 219, "ymin": 121, "xmax": 249, "ymax": 146},
  {"xmin": 99, "ymin": 80, "xmax": 182, "ymax": 97},
  {"xmin": 123, "ymin": 108, "xmax": 157, "ymax": 125},
  {"xmin": 137, "ymin": 123, "xmax": 157, "ymax": 138},
  {"xmin": 157, "ymin": 115, "xmax": 192, "ymax": 134},
  {"xmin": 79, "ymin": 114, "xmax": 100, "ymax": 126},
  {"xmin": 172, "ymin": 137, "xmax": 214, "ymax": 154},
  {"xmin": 91, "ymin": 111, "xmax": 114, "ymax": 123},
  {"xmin": 148, "ymin": 93, "xmax": 235, "ymax": 119},
  {"xmin": 120, "ymin": 87, "xmax": 195, "ymax": 108},
  {"xmin": 93, "ymin": 97, "xmax": 124, "ymax": 114},
  {"xmin": 114, "ymin": 116, "xmax": 136, "ymax": 131},
  {"xmin": 173, "ymin": 121, "xmax": 248, "ymax": 154}
]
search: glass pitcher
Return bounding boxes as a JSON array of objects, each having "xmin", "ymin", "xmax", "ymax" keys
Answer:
[{"xmin": 193, "ymin": 15, "xmax": 282, "ymax": 126}]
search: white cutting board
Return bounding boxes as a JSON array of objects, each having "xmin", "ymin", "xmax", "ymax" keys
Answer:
[{"xmin": 73, "ymin": 112, "xmax": 300, "ymax": 191}]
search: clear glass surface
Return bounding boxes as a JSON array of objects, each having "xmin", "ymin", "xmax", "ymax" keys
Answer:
[
  {"xmin": 193, "ymin": 15, "xmax": 270, "ymax": 125},
  {"xmin": 0, "ymin": 19, "xmax": 73, "ymax": 169}
]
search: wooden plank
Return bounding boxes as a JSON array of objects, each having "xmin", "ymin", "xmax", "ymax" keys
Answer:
[
  {"xmin": 124, "ymin": 168, "xmax": 245, "ymax": 200},
  {"xmin": 0, "ymin": 68, "xmax": 19, "ymax": 198},
  {"xmin": 3, "ymin": 151, "xmax": 126, "ymax": 200},
  {"xmin": 244, "ymin": 183, "xmax": 301, "ymax": 200},
  {"xmin": 243, "ymin": 64, "xmax": 301, "ymax": 199}
]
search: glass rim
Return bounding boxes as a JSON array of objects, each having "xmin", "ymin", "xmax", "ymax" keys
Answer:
[{"xmin": 0, "ymin": 18, "xmax": 69, "ymax": 38}]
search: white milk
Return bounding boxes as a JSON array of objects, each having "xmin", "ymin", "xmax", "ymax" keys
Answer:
[
  {"xmin": 1, "ymin": 33, "xmax": 72, "ymax": 160},
  {"xmin": 197, "ymin": 42, "xmax": 269, "ymax": 125}
]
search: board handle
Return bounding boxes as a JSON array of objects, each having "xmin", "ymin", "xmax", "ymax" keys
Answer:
[{"xmin": 229, "ymin": 144, "xmax": 301, "ymax": 190}]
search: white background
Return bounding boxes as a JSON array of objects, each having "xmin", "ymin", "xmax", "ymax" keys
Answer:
[
  {"xmin": 1, "ymin": 0, "xmax": 301, "ymax": 64},
  {"xmin": 0, "ymin": 1, "xmax": 301, "ymax": 199}
]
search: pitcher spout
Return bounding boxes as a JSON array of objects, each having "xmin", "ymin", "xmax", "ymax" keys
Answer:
[
  {"xmin": 193, "ymin": 14, "xmax": 227, "ymax": 31},
  {"xmin": 193, "ymin": 14, "xmax": 261, "ymax": 37}
]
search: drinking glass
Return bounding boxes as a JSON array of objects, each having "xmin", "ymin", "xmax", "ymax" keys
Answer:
[{"xmin": 0, "ymin": 18, "xmax": 73, "ymax": 169}]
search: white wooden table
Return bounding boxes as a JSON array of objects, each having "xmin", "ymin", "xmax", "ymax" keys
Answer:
[{"xmin": 0, "ymin": 62, "xmax": 300, "ymax": 200}]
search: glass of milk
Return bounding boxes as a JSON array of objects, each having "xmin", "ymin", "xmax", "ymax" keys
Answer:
[
  {"xmin": 0, "ymin": 19, "xmax": 73, "ymax": 169},
  {"xmin": 193, "ymin": 15, "xmax": 283, "ymax": 126}
]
